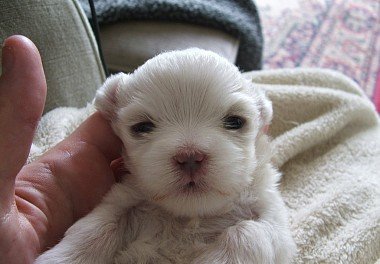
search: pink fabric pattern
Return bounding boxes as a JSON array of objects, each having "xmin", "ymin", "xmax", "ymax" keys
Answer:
[{"xmin": 258, "ymin": 0, "xmax": 380, "ymax": 112}]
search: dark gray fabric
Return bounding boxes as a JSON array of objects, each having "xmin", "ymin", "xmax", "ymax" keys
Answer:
[{"xmin": 79, "ymin": 0, "xmax": 263, "ymax": 71}]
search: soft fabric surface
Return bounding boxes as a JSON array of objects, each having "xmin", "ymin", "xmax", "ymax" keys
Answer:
[
  {"xmin": 78, "ymin": 0, "xmax": 263, "ymax": 72},
  {"xmin": 256, "ymin": 0, "xmax": 380, "ymax": 112},
  {"xmin": 29, "ymin": 69, "xmax": 380, "ymax": 263}
]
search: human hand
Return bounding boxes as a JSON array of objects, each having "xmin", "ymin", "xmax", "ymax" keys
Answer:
[{"xmin": 0, "ymin": 35, "xmax": 122, "ymax": 263}]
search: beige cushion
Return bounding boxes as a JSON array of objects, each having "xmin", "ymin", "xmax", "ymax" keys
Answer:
[
  {"xmin": 0, "ymin": 0, "xmax": 105, "ymax": 113},
  {"xmin": 100, "ymin": 21, "xmax": 239, "ymax": 73}
]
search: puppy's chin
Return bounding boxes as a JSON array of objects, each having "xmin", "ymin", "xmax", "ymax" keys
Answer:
[{"xmin": 151, "ymin": 189, "xmax": 236, "ymax": 217}]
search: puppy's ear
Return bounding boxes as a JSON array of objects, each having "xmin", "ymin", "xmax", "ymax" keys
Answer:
[
  {"xmin": 256, "ymin": 88, "xmax": 273, "ymax": 129},
  {"xmin": 244, "ymin": 81, "xmax": 273, "ymax": 131},
  {"xmin": 94, "ymin": 73, "xmax": 129, "ymax": 120}
]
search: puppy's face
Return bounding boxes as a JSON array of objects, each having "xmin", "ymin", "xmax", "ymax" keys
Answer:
[{"xmin": 95, "ymin": 49, "xmax": 272, "ymax": 217}]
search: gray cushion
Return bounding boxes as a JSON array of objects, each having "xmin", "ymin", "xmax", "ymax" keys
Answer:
[{"xmin": 78, "ymin": 0, "xmax": 263, "ymax": 71}]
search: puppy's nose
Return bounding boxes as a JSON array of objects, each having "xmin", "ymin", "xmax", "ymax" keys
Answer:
[{"xmin": 173, "ymin": 150, "xmax": 206, "ymax": 174}]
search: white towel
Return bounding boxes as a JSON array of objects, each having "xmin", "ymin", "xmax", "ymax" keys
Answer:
[{"xmin": 29, "ymin": 68, "xmax": 380, "ymax": 264}]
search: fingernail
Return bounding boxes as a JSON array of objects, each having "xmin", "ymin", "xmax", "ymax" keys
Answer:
[{"xmin": 1, "ymin": 42, "xmax": 14, "ymax": 74}]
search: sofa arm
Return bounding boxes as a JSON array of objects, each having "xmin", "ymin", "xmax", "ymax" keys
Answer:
[{"xmin": 0, "ymin": 0, "xmax": 105, "ymax": 113}]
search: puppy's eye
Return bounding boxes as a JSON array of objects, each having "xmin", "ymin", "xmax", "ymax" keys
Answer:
[
  {"xmin": 131, "ymin": 121, "xmax": 155, "ymax": 135},
  {"xmin": 223, "ymin": 116, "xmax": 245, "ymax": 130}
]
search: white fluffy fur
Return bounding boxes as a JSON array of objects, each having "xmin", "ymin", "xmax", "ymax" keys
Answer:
[{"xmin": 36, "ymin": 49, "xmax": 296, "ymax": 264}]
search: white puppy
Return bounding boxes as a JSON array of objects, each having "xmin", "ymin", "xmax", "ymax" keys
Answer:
[{"xmin": 36, "ymin": 49, "xmax": 296, "ymax": 264}]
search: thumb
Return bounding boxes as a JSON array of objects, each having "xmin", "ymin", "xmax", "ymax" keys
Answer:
[{"xmin": 0, "ymin": 35, "xmax": 46, "ymax": 209}]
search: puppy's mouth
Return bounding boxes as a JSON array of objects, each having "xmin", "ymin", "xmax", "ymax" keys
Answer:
[
  {"xmin": 152, "ymin": 179, "xmax": 229, "ymax": 203},
  {"xmin": 152, "ymin": 179, "xmax": 208, "ymax": 201},
  {"xmin": 178, "ymin": 179, "xmax": 210, "ymax": 195},
  {"xmin": 186, "ymin": 181, "xmax": 196, "ymax": 188}
]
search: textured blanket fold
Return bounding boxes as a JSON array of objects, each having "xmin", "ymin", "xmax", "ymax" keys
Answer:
[
  {"xmin": 78, "ymin": 0, "xmax": 263, "ymax": 72},
  {"xmin": 29, "ymin": 68, "xmax": 380, "ymax": 264}
]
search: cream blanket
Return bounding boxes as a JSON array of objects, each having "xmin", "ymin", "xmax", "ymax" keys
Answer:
[{"xmin": 29, "ymin": 68, "xmax": 380, "ymax": 264}]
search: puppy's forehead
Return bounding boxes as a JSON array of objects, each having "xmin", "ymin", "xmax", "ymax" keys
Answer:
[{"xmin": 123, "ymin": 49, "xmax": 246, "ymax": 119}]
